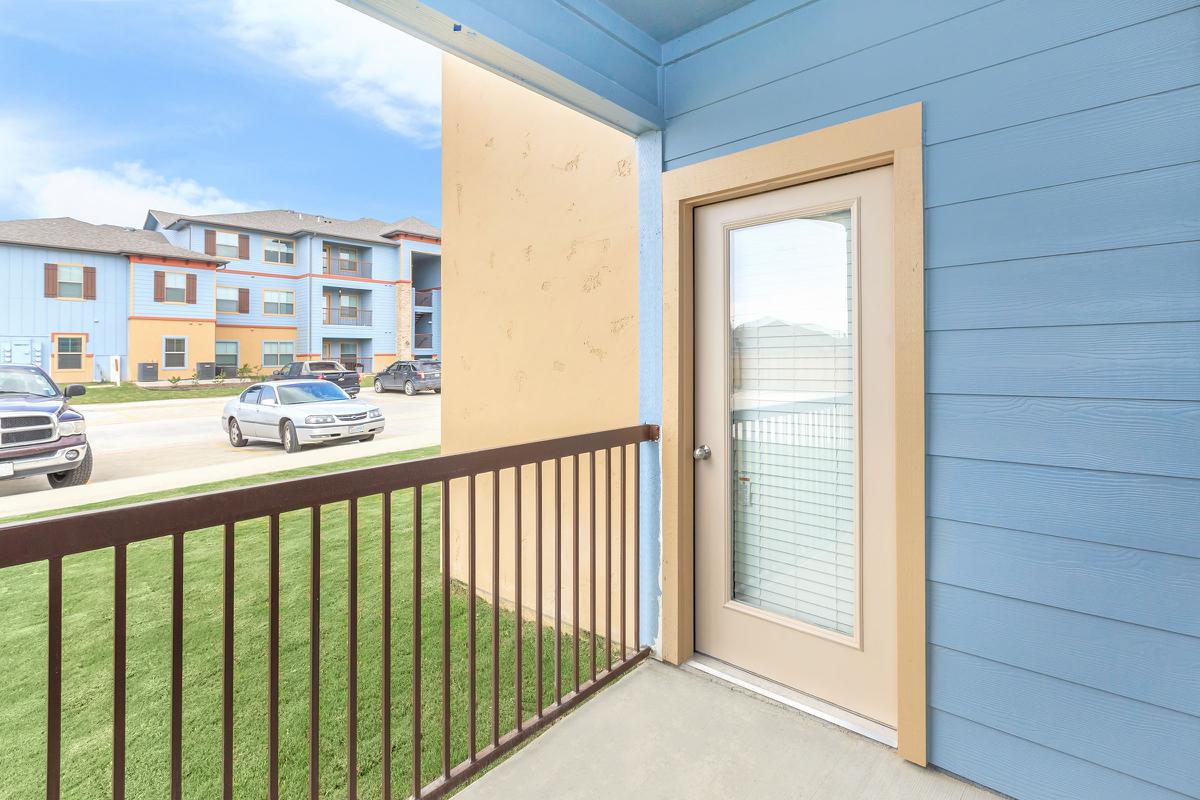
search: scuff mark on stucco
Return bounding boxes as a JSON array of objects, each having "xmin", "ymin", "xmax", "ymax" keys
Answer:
[
  {"xmin": 610, "ymin": 315, "xmax": 633, "ymax": 334},
  {"xmin": 615, "ymin": 158, "xmax": 631, "ymax": 177},
  {"xmin": 523, "ymin": 244, "xmax": 533, "ymax": 262},
  {"xmin": 582, "ymin": 271, "xmax": 602, "ymax": 292},
  {"xmin": 552, "ymin": 360, "xmax": 566, "ymax": 372},
  {"xmin": 455, "ymin": 183, "xmax": 463, "ymax": 215},
  {"xmin": 555, "ymin": 153, "xmax": 581, "ymax": 172},
  {"xmin": 514, "ymin": 370, "xmax": 527, "ymax": 391},
  {"xmin": 583, "ymin": 340, "xmax": 606, "ymax": 360},
  {"xmin": 505, "ymin": 321, "xmax": 513, "ymax": 340},
  {"xmin": 540, "ymin": 280, "xmax": 552, "ymax": 291},
  {"xmin": 484, "ymin": 136, "xmax": 494, "ymax": 149}
]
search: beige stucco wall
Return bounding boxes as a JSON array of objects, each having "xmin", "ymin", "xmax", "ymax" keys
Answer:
[{"xmin": 441, "ymin": 54, "xmax": 639, "ymax": 637}]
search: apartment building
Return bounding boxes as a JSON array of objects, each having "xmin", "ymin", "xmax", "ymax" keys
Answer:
[{"xmin": 0, "ymin": 210, "xmax": 440, "ymax": 382}]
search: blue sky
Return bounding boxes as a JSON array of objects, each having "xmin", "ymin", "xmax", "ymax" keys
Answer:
[{"xmin": 0, "ymin": 0, "xmax": 442, "ymax": 228}]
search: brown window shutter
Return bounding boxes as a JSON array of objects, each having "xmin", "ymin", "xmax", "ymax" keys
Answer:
[
  {"xmin": 237, "ymin": 234, "xmax": 249, "ymax": 260},
  {"xmin": 204, "ymin": 229, "xmax": 216, "ymax": 255},
  {"xmin": 83, "ymin": 266, "xmax": 97, "ymax": 300},
  {"xmin": 44, "ymin": 263, "xmax": 58, "ymax": 298},
  {"xmin": 153, "ymin": 271, "xmax": 165, "ymax": 302},
  {"xmin": 238, "ymin": 287, "xmax": 250, "ymax": 314},
  {"xmin": 185, "ymin": 273, "xmax": 198, "ymax": 304}
]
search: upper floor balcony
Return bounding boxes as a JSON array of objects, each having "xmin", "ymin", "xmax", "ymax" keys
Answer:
[
  {"xmin": 322, "ymin": 307, "xmax": 373, "ymax": 327},
  {"xmin": 414, "ymin": 288, "xmax": 439, "ymax": 308},
  {"xmin": 322, "ymin": 254, "xmax": 373, "ymax": 279}
]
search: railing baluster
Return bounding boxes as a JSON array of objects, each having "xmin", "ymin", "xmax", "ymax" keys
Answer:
[
  {"xmin": 514, "ymin": 465, "xmax": 522, "ymax": 732},
  {"xmin": 309, "ymin": 506, "xmax": 321, "ymax": 800},
  {"xmin": 634, "ymin": 444, "xmax": 641, "ymax": 650},
  {"xmin": 171, "ymin": 532, "xmax": 183, "ymax": 800},
  {"xmin": 223, "ymin": 523, "xmax": 235, "ymax": 800},
  {"xmin": 47, "ymin": 556, "xmax": 62, "ymax": 800},
  {"xmin": 535, "ymin": 461, "xmax": 544, "ymax": 718},
  {"xmin": 605, "ymin": 449, "xmax": 612, "ymax": 673},
  {"xmin": 572, "ymin": 453, "xmax": 580, "ymax": 692},
  {"xmin": 467, "ymin": 474, "xmax": 477, "ymax": 762},
  {"xmin": 589, "ymin": 450, "xmax": 597, "ymax": 683},
  {"xmin": 490, "ymin": 469, "xmax": 500, "ymax": 747},
  {"xmin": 554, "ymin": 458, "xmax": 562, "ymax": 705},
  {"xmin": 381, "ymin": 493, "xmax": 392, "ymax": 800},
  {"xmin": 412, "ymin": 487, "xmax": 422, "ymax": 799},
  {"xmin": 113, "ymin": 545, "xmax": 127, "ymax": 800},
  {"xmin": 619, "ymin": 447, "xmax": 627, "ymax": 661},
  {"xmin": 268, "ymin": 514, "xmax": 280, "ymax": 800},
  {"xmin": 348, "ymin": 499, "xmax": 359, "ymax": 800},
  {"xmin": 440, "ymin": 480, "xmax": 451, "ymax": 780}
]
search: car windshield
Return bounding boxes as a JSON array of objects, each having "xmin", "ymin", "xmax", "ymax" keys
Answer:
[
  {"xmin": 276, "ymin": 382, "xmax": 350, "ymax": 404},
  {"xmin": 309, "ymin": 362, "xmax": 341, "ymax": 371},
  {"xmin": 0, "ymin": 367, "xmax": 58, "ymax": 397}
]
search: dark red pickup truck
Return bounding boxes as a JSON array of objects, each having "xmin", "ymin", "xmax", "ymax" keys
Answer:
[{"xmin": 267, "ymin": 361, "xmax": 361, "ymax": 396}]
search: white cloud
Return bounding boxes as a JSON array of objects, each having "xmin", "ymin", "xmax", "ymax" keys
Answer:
[
  {"xmin": 221, "ymin": 0, "xmax": 441, "ymax": 145},
  {"xmin": 0, "ymin": 113, "xmax": 253, "ymax": 226}
]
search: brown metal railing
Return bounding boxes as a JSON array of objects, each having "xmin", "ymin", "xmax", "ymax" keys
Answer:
[
  {"xmin": 414, "ymin": 289, "xmax": 437, "ymax": 307},
  {"xmin": 0, "ymin": 424, "xmax": 657, "ymax": 800},
  {"xmin": 322, "ymin": 307, "xmax": 373, "ymax": 326},
  {"xmin": 322, "ymin": 255, "xmax": 372, "ymax": 278}
]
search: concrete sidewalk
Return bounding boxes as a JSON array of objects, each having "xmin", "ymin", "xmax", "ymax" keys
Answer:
[{"xmin": 457, "ymin": 660, "xmax": 1000, "ymax": 800}]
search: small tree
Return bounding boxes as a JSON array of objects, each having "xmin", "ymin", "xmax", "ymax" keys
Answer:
[
  {"xmin": 168, "ymin": 375, "xmax": 182, "ymax": 387},
  {"xmin": 238, "ymin": 363, "xmax": 254, "ymax": 383}
]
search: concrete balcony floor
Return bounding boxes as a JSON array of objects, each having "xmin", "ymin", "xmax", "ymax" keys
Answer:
[{"xmin": 458, "ymin": 660, "xmax": 1002, "ymax": 800}]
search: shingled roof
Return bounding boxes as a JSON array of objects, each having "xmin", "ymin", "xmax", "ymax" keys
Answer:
[
  {"xmin": 0, "ymin": 217, "xmax": 226, "ymax": 263},
  {"xmin": 146, "ymin": 209, "xmax": 440, "ymax": 244}
]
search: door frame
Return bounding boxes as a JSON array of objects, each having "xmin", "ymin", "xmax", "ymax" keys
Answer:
[{"xmin": 659, "ymin": 103, "xmax": 926, "ymax": 764}]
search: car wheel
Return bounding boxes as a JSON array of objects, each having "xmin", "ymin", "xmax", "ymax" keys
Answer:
[
  {"xmin": 404, "ymin": 380, "xmax": 416, "ymax": 396},
  {"xmin": 228, "ymin": 418, "xmax": 247, "ymax": 448},
  {"xmin": 359, "ymin": 434, "xmax": 376, "ymax": 442},
  {"xmin": 374, "ymin": 378, "xmax": 385, "ymax": 393},
  {"xmin": 281, "ymin": 420, "xmax": 302, "ymax": 453},
  {"xmin": 46, "ymin": 447, "xmax": 93, "ymax": 489}
]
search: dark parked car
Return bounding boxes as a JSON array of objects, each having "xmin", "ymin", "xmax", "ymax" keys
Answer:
[
  {"xmin": 267, "ymin": 361, "xmax": 360, "ymax": 396},
  {"xmin": 0, "ymin": 363, "xmax": 92, "ymax": 488},
  {"xmin": 373, "ymin": 360, "xmax": 441, "ymax": 395}
]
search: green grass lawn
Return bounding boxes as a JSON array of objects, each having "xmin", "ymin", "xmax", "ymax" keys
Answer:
[
  {"xmin": 0, "ymin": 448, "xmax": 612, "ymax": 799},
  {"xmin": 70, "ymin": 382, "xmax": 251, "ymax": 405}
]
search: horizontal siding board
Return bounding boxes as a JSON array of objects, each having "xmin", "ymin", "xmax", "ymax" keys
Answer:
[
  {"xmin": 928, "ymin": 518, "xmax": 1200, "ymax": 636},
  {"xmin": 928, "ymin": 458, "xmax": 1200, "ymax": 558},
  {"xmin": 926, "ymin": 322, "xmax": 1200, "ymax": 401},
  {"xmin": 929, "ymin": 645, "xmax": 1200, "ymax": 795},
  {"xmin": 662, "ymin": 0, "xmax": 994, "ymax": 116},
  {"xmin": 663, "ymin": 3, "xmax": 1198, "ymax": 163},
  {"xmin": 925, "ymin": 85, "xmax": 1200, "ymax": 207},
  {"xmin": 927, "ymin": 395, "xmax": 1200, "ymax": 478},
  {"xmin": 926, "ymin": 242, "xmax": 1200, "ymax": 329},
  {"xmin": 927, "ymin": 161, "xmax": 1200, "ymax": 268},
  {"xmin": 928, "ymin": 582, "xmax": 1200, "ymax": 714},
  {"xmin": 929, "ymin": 710, "xmax": 1193, "ymax": 800}
]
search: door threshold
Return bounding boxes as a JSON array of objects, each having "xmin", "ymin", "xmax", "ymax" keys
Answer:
[{"xmin": 683, "ymin": 653, "xmax": 898, "ymax": 748}]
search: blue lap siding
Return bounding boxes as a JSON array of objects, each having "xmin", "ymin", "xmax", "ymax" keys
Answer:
[{"xmin": 660, "ymin": 1, "xmax": 1200, "ymax": 797}]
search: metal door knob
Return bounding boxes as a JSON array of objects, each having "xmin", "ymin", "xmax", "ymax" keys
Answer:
[{"xmin": 693, "ymin": 444, "xmax": 711, "ymax": 460}]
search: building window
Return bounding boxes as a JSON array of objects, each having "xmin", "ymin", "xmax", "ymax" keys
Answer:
[
  {"xmin": 164, "ymin": 337, "xmax": 187, "ymax": 369},
  {"xmin": 215, "ymin": 341, "xmax": 239, "ymax": 371},
  {"xmin": 164, "ymin": 272, "xmax": 187, "ymax": 303},
  {"xmin": 58, "ymin": 265, "xmax": 84, "ymax": 299},
  {"xmin": 262, "ymin": 341, "xmax": 294, "ymax": 367},
  {"xmin": 215, "ymin": 231, "xmax": 241, "ymax": 259},
  {"xmin": 264, "ymin": 238, "xmax": 295, "ymax": 265},
  {"xmin": 57, "ymin": 336, "xmax": 83, "ymax": 370},
  {"xmin": 264, "ymin": 289, "xmax": 294, "ymax": 315},
  {"xmin": 216, "ymin": 286, "xmax": 240, "ymax": 313}
]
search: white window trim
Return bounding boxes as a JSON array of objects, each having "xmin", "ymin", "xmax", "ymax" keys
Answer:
[{"xmin": 163, "ymin": 336, "xmax": 188, "ymax": 370}]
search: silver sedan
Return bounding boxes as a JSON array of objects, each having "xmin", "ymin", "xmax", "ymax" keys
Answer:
[{"xmin": 221, "ymin": 379, "xmax": 385, "ymax": 453}]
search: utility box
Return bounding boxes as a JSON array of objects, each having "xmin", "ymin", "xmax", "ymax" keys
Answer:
[
  {"xmin": 196, "ymin": 362, "xmax": 216, "ymax": 380},
  {"xmin": 137, "ymin": 362, "xmax": 159, "ymax": 382}
]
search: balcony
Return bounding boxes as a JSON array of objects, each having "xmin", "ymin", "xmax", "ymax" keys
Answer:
[
  {"xmin": 415, "ymin": 288, "xmax": 438, "ymax": 308},
  {"xmin": 322, "ymin": 307, "xmax": 373, "ymax": 326},
  {"xmin": 322, "ymin": 255, "xmax": 373, "ymax": 279},
  {"xmin": 0, "ymin": 426, "xmax": 655, "ymax": 799},
  {"xmin": 414, "ymin": 332, "xmax": 434, "ymax": 350}
]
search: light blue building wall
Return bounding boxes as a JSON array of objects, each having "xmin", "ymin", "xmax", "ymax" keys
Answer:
[
  {"xmin": 130, "ymin": 262, "xmax": 216, "ymax": 319},
  {"xmin": 654, "ymin": 5, "xmax": 1200, "ymax": 798},
  {"xmin": 0, "ymin": 243, "xmax": 128, "ymax": 380}
]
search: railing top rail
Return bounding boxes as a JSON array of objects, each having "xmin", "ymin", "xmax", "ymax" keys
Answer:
[{"xmin": 0, "ymin": 424, "xmax": 659, "ymax": 568}]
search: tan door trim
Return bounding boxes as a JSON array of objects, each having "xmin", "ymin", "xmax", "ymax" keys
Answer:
[{"xmin": 659, "ymin": 103, "xmax": 926, "ymax": 764}]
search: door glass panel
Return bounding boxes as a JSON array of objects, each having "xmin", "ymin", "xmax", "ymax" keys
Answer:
[{"xmin": 728, "ymin": 208, "xmax": 855, "ymax": 636}]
